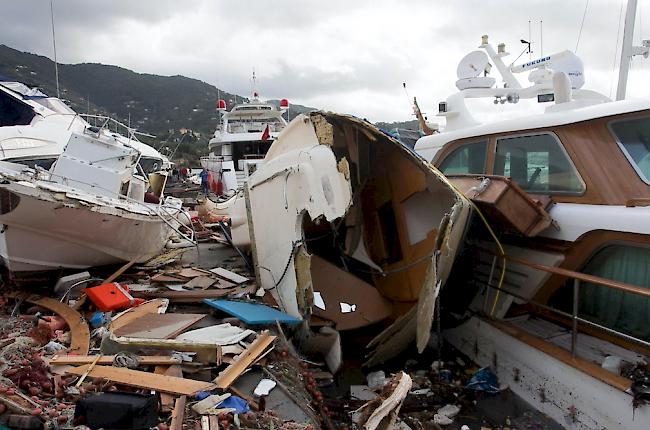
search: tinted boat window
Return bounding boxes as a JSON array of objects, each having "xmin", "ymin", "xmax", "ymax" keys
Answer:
[
  {"xmin": 610, "ymin": 116, "xmax": 650, "ymax": 184},
  {"xmin": 0, "ymin": 91, "xmax": 35, "ymax": 126},
  {"xmin": 439, "ymin": 141, "xmax": 487, "ymax": 175},
  {"xmin": 494, "ymin": 133, "xmax": 584, "ymax": 193},
  {"xmin": 579, "ymin": 245, "xmax": 650, "ymax": 341}
]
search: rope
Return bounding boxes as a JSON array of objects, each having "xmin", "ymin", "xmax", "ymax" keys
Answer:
[
  {"xmin": 610, "ymin": 0, "xmax": 626, "ymax": 99},
  {"xmin": 575, "ymin": 0, "xmax": 591, "ymax": 53}
]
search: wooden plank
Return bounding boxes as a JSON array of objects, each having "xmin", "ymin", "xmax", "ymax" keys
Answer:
[
  {"xmin": 507, "ymin": 255, "xmax": 650, "ymax": 298},
  {"xmin": 170, "ymin": 395, "xmax": 186, "ymax": 430},
  {"xmin": 184, "ymin": 276, "xmax": 216, "ymax": 290},
  {"xmin": 66, "ymin": 365, "xmax": 216, "ymax": 395},
  {"xmin": 178, "ymin": 267, "xmax": 213, "ymax": 278},
  {"xmin": 155, "ymin": 365, "xmax": 183, "ymax": 413},
  {"xmin": 50, "ymin": 355, "xmax": 180, "ymax": 366},
  {"xmin": 130, "ymin": 286, "xmax": 256, "ymax": 302},
  {"xmin": 113, "ymin": 313, "xmax": 206, "ymax": 339},
  {"xmin": 213, "ymin": 331, "xmax": 276, "ymax": 389},
  {"xmin": 103, "ymin": 258, "xmax": 139, "ymax": 284},
  {"xmin": 109, "ymin": 299, "xmax": 167, "ymax": 332},
  {"xmin": 8, "ymin": 293, "xmax": 90, "ymax": 355},
  {"xmin": 209, "ymin": 267, "xmax": 249, "ymax": 284}
]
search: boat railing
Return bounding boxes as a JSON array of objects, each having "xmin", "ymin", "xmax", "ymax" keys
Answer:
[{"xmin": 482, "ymin": 253, "xmax": 650, "ymax": 357}]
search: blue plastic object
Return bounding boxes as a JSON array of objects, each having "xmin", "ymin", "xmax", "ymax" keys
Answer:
[
  {"xmin": 218, "ymin": 395, "xmax": 249, "ymax": 414},
  {"xmin": 202, "ymin": 299, "xmax": 301, "ymax": 325},
  {"xmin": 466, "ymin": 367, "xmax": 500, "ymax": 394}
]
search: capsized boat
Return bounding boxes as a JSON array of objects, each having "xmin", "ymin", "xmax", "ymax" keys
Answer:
[
  {"xmin": 414, "ymin": 32, "xmax": 650, "ymax": 429},
  {"xmin": 235, "ymin": 111, "xmax": 471, "ymax": 366},
  {"xmin": 200, "ymin": 91, "xmax": 288, "ymax": 193},
  {"xmin": 0, "ymin": 83, "xmax": 194, "ymax": 273}
]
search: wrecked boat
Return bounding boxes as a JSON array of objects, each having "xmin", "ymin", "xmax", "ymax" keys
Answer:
[
  {"xmin": 0, "ymin": 83, "xmax": 194, "ymax": 273},
  {"xmin": 234, "ymin": 111, "xmax": 471, "ymax": 366},
  {"xmin": 415, "ymin": 34, "xmax": 650, "ymax": 429}
]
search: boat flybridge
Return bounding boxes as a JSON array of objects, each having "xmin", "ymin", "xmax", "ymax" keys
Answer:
[
  {"xmin": 413, "ymin": 33, "xmax": 650, "ymax": 429},
  {"xmin": 200, "ymin": 92, "xmax": 289, "ymax": 193},
  {"xmin": 0, "ymin": 81, "xmax": 194, "ymax": 274}
]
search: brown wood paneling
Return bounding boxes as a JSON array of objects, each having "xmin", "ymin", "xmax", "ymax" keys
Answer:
[{"xmin": 433, "ymin": 111, "xmax": 650, "ymax": 205}]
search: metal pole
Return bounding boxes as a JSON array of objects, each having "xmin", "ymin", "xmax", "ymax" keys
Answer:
[
  {"xmin": 50, "ymin": 0, "xmax": 60, "ymax": 98},
  {"xmin": 616, "ymin": 0, "xmax": 638, "ymax": 101},
  {"xmin": 571, "ymin": 278, "xmax": 580, "ymax": 358}
]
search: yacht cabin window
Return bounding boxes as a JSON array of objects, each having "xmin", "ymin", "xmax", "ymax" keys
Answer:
[
  {"xmin": 0, "ymin": 91, "xmax": 35, "ymax": 126},
  {"xmin": 609, "ymin": 116, "xmax": 650, "ymax": 184},
  {"xmin": 438, "ymin": 140, "xmax": 487, "ymax": 175},
  {"xmin": 553, "ymin": 244, "xmax": 650, "ymax": 342},
  {"xmin": 494, "ymin": 133, "xmax": 584, "ymax": 194}
]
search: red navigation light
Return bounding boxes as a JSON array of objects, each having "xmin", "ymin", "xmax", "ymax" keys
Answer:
[
  {"xmin": 216, "ymin": 99, "xmax": 226, "ymax": 110},
  {"xmin": 279, "ymin": 98, "xmax": 289, "ymax": 109}
]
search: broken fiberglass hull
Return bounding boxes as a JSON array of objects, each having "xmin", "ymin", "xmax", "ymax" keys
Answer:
[
  {"xmin": 244, "ymin": 112, "xmax": 471, "ymax": 362},
  {"xmin": 0, "ymin": 166, "xmax": 178, "ymax": 273}
]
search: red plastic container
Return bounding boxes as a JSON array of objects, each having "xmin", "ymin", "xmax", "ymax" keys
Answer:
[{"xmin": 85, "ymin": 283, "xmax": 138, "ymax": 311}]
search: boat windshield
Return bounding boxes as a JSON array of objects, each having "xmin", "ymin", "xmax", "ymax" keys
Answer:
[
  {"xmin": 0, "ymin": 90, "xmax": 35, "ymax": 126},
  {"xmin": 610, "ymin": 116, "xmax": 650, "ymax": 184}
]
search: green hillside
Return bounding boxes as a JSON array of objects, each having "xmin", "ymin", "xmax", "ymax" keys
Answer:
[{"xmin": 0, "ymin": 45, "xmax": 315, "ymax": 165}]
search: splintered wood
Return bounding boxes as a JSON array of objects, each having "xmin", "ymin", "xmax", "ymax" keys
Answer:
[
  {"xmin": 66, "ymin": 365, "xmax": 216, "ymax": 395},
  {"xmin": 213, "ymin": 331, "xmax": 276, "ymax": 389}
]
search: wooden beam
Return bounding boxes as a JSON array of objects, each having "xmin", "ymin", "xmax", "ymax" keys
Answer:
[
  {"xmin": 66, "ymin": 365, "xmax": 216, "ymax": 395},
  {"xmin": 155, "ymin": 365, "xmax": 183, "ymax": 413},
  {"xmin": 213, "ymin": 331, "xmax": 276, "ymax": 389},
  {"xmin": 507, "ymin": 255, "xmax": 650, "ymax": 298},
  {"xmin": 170, "ymin": 395, "xmax": 186, "ymax": 430},
  {"xmin": 8, "ymin": 293, "xmax": 90, "ymax": 355},
  {"xmin": 103, "ymin": 257, "xmax": 139, "ymax": 284},
  {"xmin": 51, "ymin": 355, "xmax": 181, "ymax": 366}
]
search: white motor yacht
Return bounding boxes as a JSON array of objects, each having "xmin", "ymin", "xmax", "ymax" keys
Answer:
[{"xmin": 200, "ymin": 91, "xmax": 288, "ymax": 193}]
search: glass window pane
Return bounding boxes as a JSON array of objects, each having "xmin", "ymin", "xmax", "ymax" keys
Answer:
[
  {"xmin": 439, "ymin": 141, "xmax": 487, "ymax": 175},
  {"xmin": 494, "ymin": 133, "xmax": 584, "ymax": 193},
  {"xmin": 579, "ymin": 245, "xmax": 650, "ymax": 341},
  {"xmin": 610, "ymin": 116, "xmax": 650, "ymax": 183}
]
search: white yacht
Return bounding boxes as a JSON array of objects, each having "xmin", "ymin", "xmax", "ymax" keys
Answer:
[
  {"xmin": 200, "ymin": 92, "xmax": 288, "ymax": 193},
  {"xmin": 411, "ymin": 8, "xmax": 650, "ymax": 427},
  {"xmin": 0, "ymin": 82, "xmax": 193, "ymax": 274}
]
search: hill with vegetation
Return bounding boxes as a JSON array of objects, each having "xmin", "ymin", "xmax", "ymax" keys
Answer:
[{"xmin": 0, "ymin": 45, "xmax": 317, "ymax": 165}]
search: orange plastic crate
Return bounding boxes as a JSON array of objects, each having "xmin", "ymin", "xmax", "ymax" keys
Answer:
[{"xmin": 85, "ymin": 283, "xmax": 135, "ymax": 311}]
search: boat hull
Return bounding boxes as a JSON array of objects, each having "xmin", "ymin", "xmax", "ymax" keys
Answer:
[
  {"xmin": 0, "ymin": 185, "xmax": 172, "ymax": 273},
  {"xmin": 445, "ymin": 317, "xmax": 650, "ymax": 430}
]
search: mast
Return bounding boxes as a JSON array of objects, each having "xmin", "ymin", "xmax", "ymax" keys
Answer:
[
  {"xmin": 616, "ymin": 0, "xmax": 650, "ymax": 100},
  {"xmin": 50, "ymin": 0, "xmax": 60, "ymax": 98}
]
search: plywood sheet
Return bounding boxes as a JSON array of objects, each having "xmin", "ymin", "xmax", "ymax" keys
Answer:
[
  {"xmin": 109, "ymin": 298, "xmax": 167, "ymax": 332},
  {"xmin": 184, "ymin": 276, "xmax": 216, "ymax": 290},
  {"xmin": 113, "ymin": 313, "xmax": 206, "ymax": 339},
  {"xmin": 66, "ymin": 365, "xmax": 215, "ymax": 395},
  {"xmin": 209, "ymin": 267, "xmax": 249, "ymax": 284},
  {"xmin": 310, "ymin": 255, "xmax": 392, "ymax": 330}
]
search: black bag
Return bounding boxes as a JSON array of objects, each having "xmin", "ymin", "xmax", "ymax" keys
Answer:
[{"xmin": 74, "ymin": 391, "xmax": 159, "ymax": 429}]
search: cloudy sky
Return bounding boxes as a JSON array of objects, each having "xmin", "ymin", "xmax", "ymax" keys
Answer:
[{"xmin": 1, "ymin": 0, "xmax": 649, "ymax": 123}]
